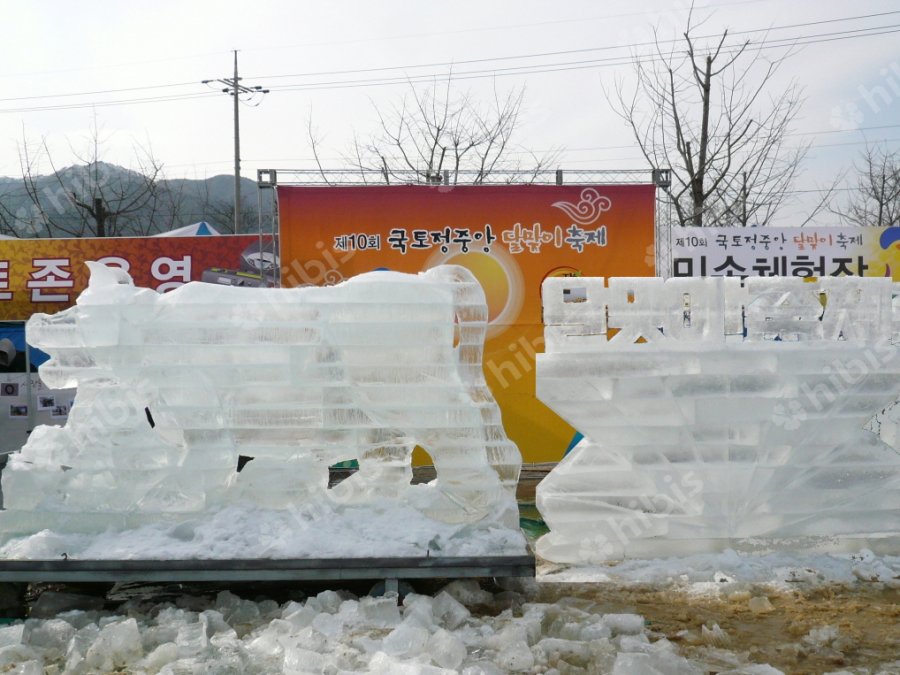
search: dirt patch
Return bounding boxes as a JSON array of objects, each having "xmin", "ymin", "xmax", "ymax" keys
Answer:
[{"xmin": 535, "ymin": 582, "xmax": 900, "ymax": 674}]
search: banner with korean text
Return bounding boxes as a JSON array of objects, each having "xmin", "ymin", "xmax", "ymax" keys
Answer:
[
  {"xmin": 278, "ymin": 184, "xmax": 657, "ymax": 463},
  {"xmin": 0, "ymin": 235, "xmax": 264, "ymax": 321},
  {"xmin": 672, "ymin": 226, "xmax": 900, "ymax": 280}
]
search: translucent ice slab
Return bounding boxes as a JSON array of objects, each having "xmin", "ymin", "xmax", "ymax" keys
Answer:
[
  {"xmin": 1, "ymin": 263, "xmax": 522, "ymax": 551},
  {"xmin": 536, "ymin": 276, "xmax": 900, "ymax": 563}
]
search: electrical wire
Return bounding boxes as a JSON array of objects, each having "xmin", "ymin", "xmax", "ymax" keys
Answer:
[
  {"xmin": 1, "ymin": 11, "xmax": 897, "ymax": 112},
  {"xmin": 256, "ymin": 10, "xmax": 900, "ymax": 82}
]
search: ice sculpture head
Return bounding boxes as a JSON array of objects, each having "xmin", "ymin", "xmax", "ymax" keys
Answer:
[
  {"xmin": 15, "ymin": 262, "xmax": 522, "ymax": 532},
  {"xmin": 85, "ymin": 260, "xmax": 133, "ymax": 288},
  {"xmin": 80, "ymin": 261, "xmax": 159, "ymax": 307},
  {"xmin": 26, "ymin": 263, "xmax": 155, "ymax": 389}
]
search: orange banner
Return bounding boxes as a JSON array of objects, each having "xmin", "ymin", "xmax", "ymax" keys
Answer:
[
  {"xmin": 0, "ymin": 235, "xmax": 265, "ymax": 321},
  {"xmin": 278, "ymin": 184, "xmax": 656, "ymax": 463}
]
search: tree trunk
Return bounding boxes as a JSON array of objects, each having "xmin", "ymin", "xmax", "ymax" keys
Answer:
[{"xmin": 94, "ymin": 197, "xmax": 107, "ymax": 238}]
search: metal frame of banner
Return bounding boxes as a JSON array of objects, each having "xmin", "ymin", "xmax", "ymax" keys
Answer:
[{"xmin": 256, "ymin": 167, "xmax": 671, "ymax": 280}]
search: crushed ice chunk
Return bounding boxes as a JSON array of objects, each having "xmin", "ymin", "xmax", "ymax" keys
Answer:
[
  {"xmin": 84, "ymin": 618, "xmax": 143, "ymax": 671},
  {"xmin": 382, "ymin": 619, "xmax": 430, "ymax": 657},
  {"xmin": 496, "ymin": 640, "xmax": 534, "ymax": 672},
  {"xmin": 486, "ymin": 623, "xmax": 529, "ymax": 651},
  {"xmin": 426, "ymin": 628, "xmax": 467, "ymax": 670},
  {"xmin": 0, "ymin": 624, "xmax": 24, "ymax": 649},
  {"xmin": 358, "ymin": 594, "xmax": 402, "ymax": 629},
  {"xmin": 748, "ymin": 596, "xmax": 775, "ymax": 614},
  {"xmin": 174, "ymin": 620, "xmax": 208, "ymax": 659},
  {"xmin": 138, "ymin": 642, "xmax": 178, "ymax": 671},
  {"xmin": 603, "ymin": 613, "xmax": 645, "ymax": 635},
  {"xmin": 803, "ymin": 624, "xmax": 839, "ymax": 647},
  {"xmin": 432, "ymin": 590, "xmax": 470, "ymax": 630},
  {"xmin": 612, "ymin": 650, "xmax": 703, "ymax": 675},
  {"xmin": 440, "ymin": 580, "xmax": 493, "ymax": 607},
  {"xmin": 22, "ymin": 619, "xmax": 75, "ymax": 661}
]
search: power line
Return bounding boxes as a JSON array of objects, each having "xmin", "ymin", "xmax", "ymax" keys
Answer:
[
  {"xmin": 0, "ymin": 0, "xmax": 778, "ymax": 81},
  {"xmin": 264, "ymin": 25, "xmax": 900, "ymax": 93},
  {"xmin": 243, "ymin": 0, "xmax": 774, "ymax": 54},
  {"xmin": 0, "ymin": 82, "xmax": 199, "ymax": 104},
  {"xmin": 1, "ymin": 11, "xmax": 897, "ymax": 112},
  {"xmin": 255, "ymin": 10, "xmax": 900, "ymax": 83},
  {"xmin": 0, "ymin": 92, "xmax": 219, "ymax": 115}
]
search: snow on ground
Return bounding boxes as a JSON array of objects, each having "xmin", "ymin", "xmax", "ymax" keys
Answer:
[
  {"xmin": 0, "ymin": 499, "xmax": 527, "ymax": 560},
  {"xmin": 0, "ymin": 549, "xmax": 897, "ymax": 674},
  {"xmin": 538, "ymin": 548, "xmax": 900, "ymax": 589}
]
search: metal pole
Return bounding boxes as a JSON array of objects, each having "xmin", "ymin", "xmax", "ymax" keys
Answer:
[
  {"xmin": 23, "ymin": 323, "xmax": 33, "ymax": 438},
  {"xmin": 233, "ymin": 50, "xmax": 241, "ymax": 235},
  {"xmin": 256, "ymin": 182, "xmax": 264, "ymax": 283}
]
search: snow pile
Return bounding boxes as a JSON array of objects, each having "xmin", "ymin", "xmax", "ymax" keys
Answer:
[
  {"xmin": 0, "ymin": 580, "xmax": 831, "ymax": 675},
  {"xmin": 540, "ymin": 547, "xmax": 900, "ymax": 587},
  {"xmin": 0, "ymin": 499, "xmax": 527, "ymax": 560}
]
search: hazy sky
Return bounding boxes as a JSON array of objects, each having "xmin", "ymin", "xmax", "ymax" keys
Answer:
[{"xmin": 2, "ymin": 0, "xmax": 898, "ymax": 225}]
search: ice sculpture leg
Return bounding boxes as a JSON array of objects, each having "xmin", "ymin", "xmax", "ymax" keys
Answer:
[
  {"xmin": 536, "ymin": 276, "xmax": 900, "ymax": 563},
  {"xmin": 0, "ymin": 263, "xmax": 522, "ymax": 552}
]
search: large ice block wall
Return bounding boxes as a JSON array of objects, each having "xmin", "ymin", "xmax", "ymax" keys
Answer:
[
  {"xmin": 537, "ymin": 276, "xmax": 900, "ymax": 563},
  {"xmin": 1, "ymin": 263, "xmax": 521, "ymax": 543}
]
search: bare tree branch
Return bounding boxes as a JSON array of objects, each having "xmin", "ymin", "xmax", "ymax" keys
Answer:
[
  {"xmin": 833, "ymin": 145, "xmax": 900, "ymax": 227},
  {"xmin": 341, "ymin": 76, "xmax": 556, "ymax": 184},
  {"xmin": 608, "ymin": 13, "xmax": 805, "ymax": 227}
]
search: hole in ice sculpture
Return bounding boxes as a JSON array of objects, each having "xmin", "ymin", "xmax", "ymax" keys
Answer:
[
  {"xmin": 236, "ymin": 455, "xmax": 254, "ymax": 473},
  {"xmin": 328, "ymin": 459, "xmax": 358, "ymax": 489},
  {"xmin": 627, "ymin": 290, "xmax": 635, "ymax": 304},
  {"xmin": 412, "ymin": 447, "xmax": 436, "ymax": 485},
  {"xmin": 453, "ymin": 314, "xmax": 461, "ymax": 349},
  {"xmin": 144, "ymin": 407, "xmax": 155, "ymax": 429},
  {"xmin": 562, "ymin": 287, "xmax": 587, "ymax": 303}
]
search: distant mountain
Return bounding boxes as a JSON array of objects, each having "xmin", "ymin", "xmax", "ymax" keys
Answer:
[{"xmin": 0, "ymin": 162, "xmax": 273, "ymax": 238}]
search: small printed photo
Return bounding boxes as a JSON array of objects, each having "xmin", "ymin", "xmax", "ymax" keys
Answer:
[
  {"xmin": 50, "ymin": 405, "xmax": 68, "ymax": 418},
  {"xmin": 1, "ymin": 382, "xmax": 19, "ymax": 397},
  {"xmin": 38, "ymin": 395, "xmax": 55, "ymax": 410},
  {"xmin": 9, "ymin": 405, "xmax": 28, "ymax": 418}
]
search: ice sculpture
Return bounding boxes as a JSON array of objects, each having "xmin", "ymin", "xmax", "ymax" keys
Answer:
[
  {"xmin": 0, "ymin": 263, "xmax": 522, "ymax": 550},
  {"xmin": 536, "ymin": 276, "xmax": 900, "ymax": 563}
]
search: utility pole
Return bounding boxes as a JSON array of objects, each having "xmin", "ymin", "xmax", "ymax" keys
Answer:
[
  {"xmin": 203, "ymin": 51, "xmax": 268, "ymax": 234},
  {"xmin": 231, "ymin": 51, "xmax": 241, "ymax": 234}
]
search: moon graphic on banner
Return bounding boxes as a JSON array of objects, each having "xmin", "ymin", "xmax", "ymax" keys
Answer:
[{"xmin": 425, "ymin": 248, "xmax": 524, "ymax": 339}]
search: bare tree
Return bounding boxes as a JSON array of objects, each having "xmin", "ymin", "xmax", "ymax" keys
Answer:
[
  {"xmin": 193, "ymin": 176, "xmax": 257, "ymax": 233},
  {"xmin": 317, "ymin": 77, "xmax": 560, "ymax": 184},
  {"xmin": 609, "ymin": 10, "xmax": 809, "ymax": 227},
  {"xmin": 5, "ymin": 123, "xmax": 176, "ymax": 238},
  {"xmin": 0, "ymin": 182, "xmax": 21, "ymax": 237},
  {"xmin": 834, "ymin": 145, "xmax": 900, "ymax": 227}
]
